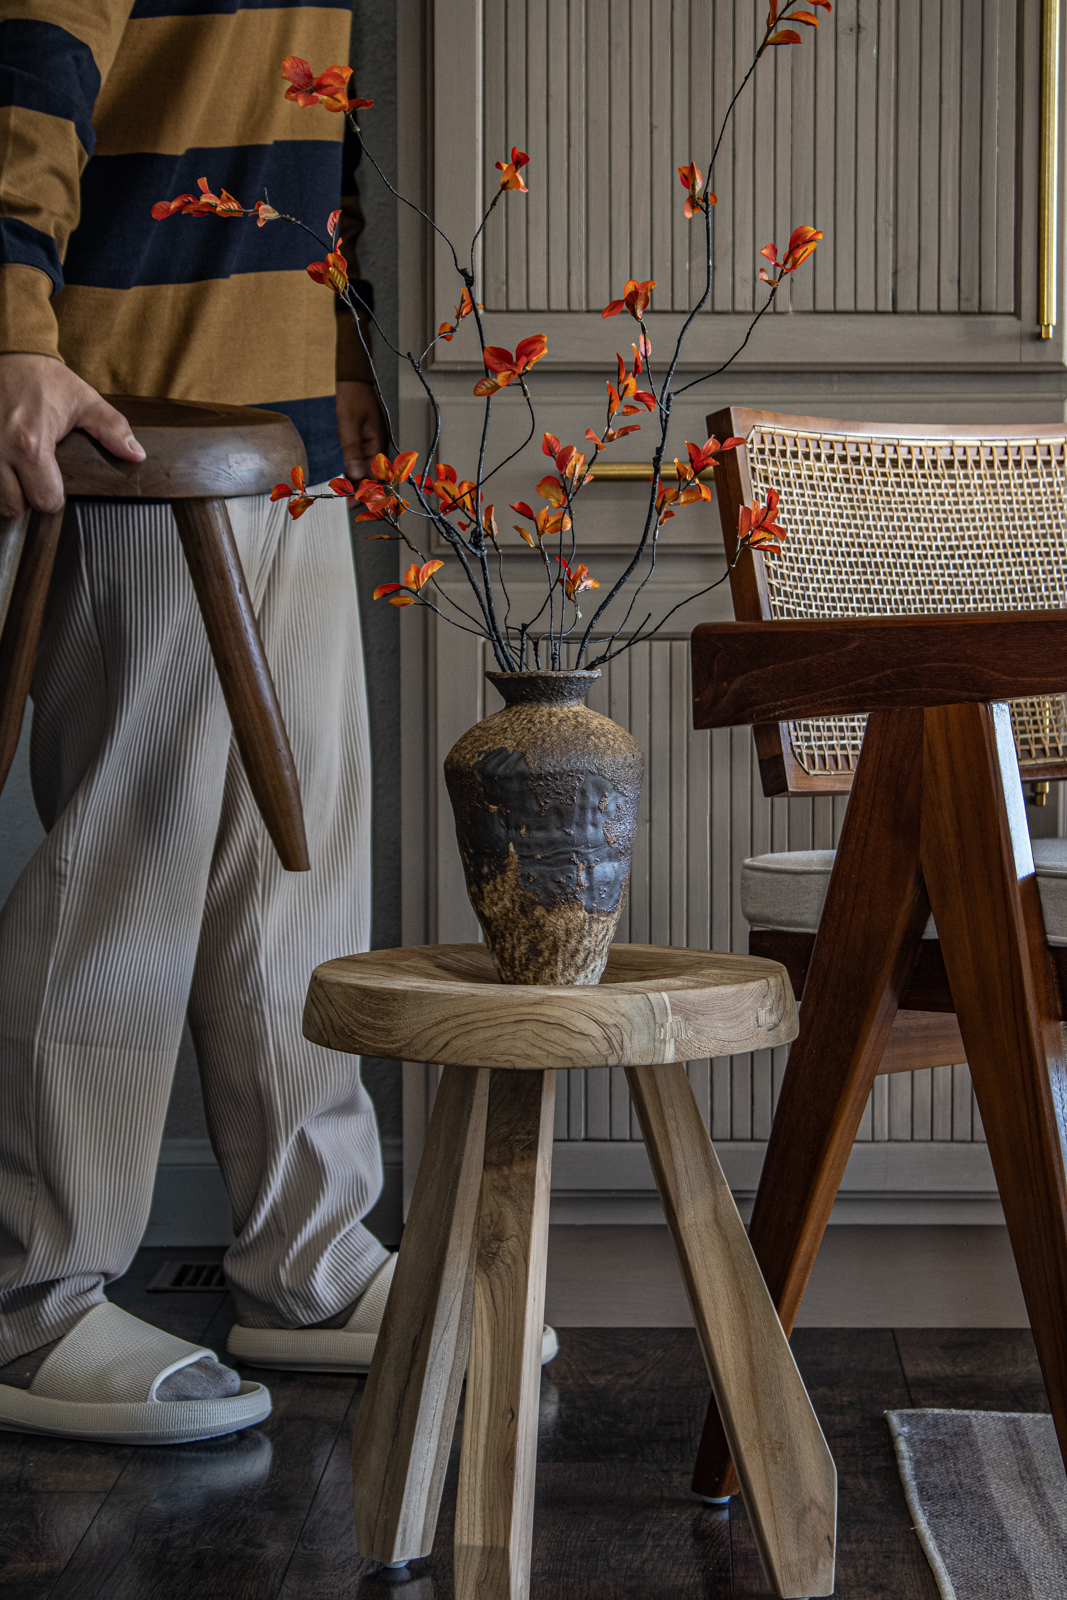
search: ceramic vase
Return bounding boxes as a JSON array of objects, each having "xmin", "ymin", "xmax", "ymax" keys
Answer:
[{"xmin": 444, "ymin": 669, "xmax": 645, "ymax": 985}]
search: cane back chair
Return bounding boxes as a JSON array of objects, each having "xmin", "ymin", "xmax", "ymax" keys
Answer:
[{"xmin": 689, "ymin": 407, "xmax": 1067, "ymax": 1501}]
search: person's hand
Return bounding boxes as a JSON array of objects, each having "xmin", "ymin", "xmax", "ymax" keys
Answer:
[
  {"xmin": 0, "ymin": 353, "xmax": 145, "ymax": 519},
  {"xmin": 336, "ymin": 379, "xmax": 385, "ymax": 483}
]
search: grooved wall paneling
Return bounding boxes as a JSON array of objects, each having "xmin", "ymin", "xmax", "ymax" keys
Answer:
[{"xmin": 479, "ymin": 0, "xmax": 1016, "ymax": 318}]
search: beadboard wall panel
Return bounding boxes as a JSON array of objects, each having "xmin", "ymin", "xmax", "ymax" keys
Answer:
[
  {"xmin": 431, "ymin": 0, "xmax": 1058, "ymax": 370},
  {"xmin": 480, "ymin": 0, "xmax": 1015, "ymax": 318}
]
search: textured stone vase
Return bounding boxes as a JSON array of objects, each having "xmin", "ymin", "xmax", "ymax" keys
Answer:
[{"xmin": 444, "ymin": 670, "xmax": 645, "ymax": 985}]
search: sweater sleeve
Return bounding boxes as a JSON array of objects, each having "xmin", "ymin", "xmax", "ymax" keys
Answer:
[
  {"xmin": 335, "ymin": 113, "xmax": 375, "ymax": 386},
  {"xmin": 0, "ymin": 0, "xmax": 135, "ymax": 358}
]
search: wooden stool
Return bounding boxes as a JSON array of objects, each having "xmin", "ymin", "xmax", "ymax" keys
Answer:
[
  {"xmin": 303, "ymin": 942, "xmax": 838, "ymax": 1600},
  {"xmin": 0, "ymin": 396, "xmax": 310, "ymax": 870}
]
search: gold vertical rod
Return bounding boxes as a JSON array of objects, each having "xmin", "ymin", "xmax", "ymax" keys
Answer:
[{"xmin": 1039, "ymin": 0, "xmax": 1060, "ymax": 338}]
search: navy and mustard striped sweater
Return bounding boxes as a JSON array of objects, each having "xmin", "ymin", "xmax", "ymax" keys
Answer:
[{"xmin": 0, "ymin": 0, "xmax": 372, "ymax": 482}]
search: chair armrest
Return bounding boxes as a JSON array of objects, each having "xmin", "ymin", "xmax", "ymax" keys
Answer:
[{"xmin": 691, "ymin": 610, "xmax": 1067, "ymax": 728}]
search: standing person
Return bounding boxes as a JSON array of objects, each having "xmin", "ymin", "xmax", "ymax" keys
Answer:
[{"xmin": 0, "ymin": 0, "xmax": 398, "ymax": 1444}]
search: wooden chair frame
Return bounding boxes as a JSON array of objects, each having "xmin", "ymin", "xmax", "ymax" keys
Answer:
[
  {"xmin": 689, "ymin": 605, "xmax": 1067, "ymax": 1501},
  {"xmin": 689, "ymin": 408, "xmax": 1067, "ymax": 1500}
]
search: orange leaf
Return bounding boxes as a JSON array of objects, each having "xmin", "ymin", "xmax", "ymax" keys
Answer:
[
  {"xmin": 767, "ymin": 29, "xmax": 802, "ymax": 43},
  {"xmin": 536, "ymin": 475, "xmax": 566, "ymax": 507},
  {"xmin": 515, "ymin": 333, "xmax": 548, "ymax": 367},
  {"xmin": 290, "ymin": 465, "xmax": 306, "ymax": 493}
]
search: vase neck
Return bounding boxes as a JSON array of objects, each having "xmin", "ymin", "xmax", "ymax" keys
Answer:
[{"xmin": 486, "ymin": 669, "xmax": 601, "ymax": 708}]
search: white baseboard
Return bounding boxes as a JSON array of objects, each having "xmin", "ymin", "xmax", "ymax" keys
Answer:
[
  {"xmin": 548, "ymin": 1139, "xmax": 1003, "ymax": 1226},
  {"xmin": 147, "ymin": 1135, "xmax": 1002, "ymax": 1247},
  {"xmin": 145, "ymin": 1137, "xmax": 405, "ymax": 1248}
]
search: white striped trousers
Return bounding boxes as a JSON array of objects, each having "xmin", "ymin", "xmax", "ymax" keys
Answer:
[{"xmin": 0, "ymin": 488, "xmax": 386, "ymax": 1363}]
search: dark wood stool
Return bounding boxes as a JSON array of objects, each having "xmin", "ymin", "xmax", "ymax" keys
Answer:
[
  {"xmin": 0, "ymin": 395, "xmax": 310, "ymax": 870},
  {"xmin": 303, "ymin": 942, "xmax": 838, "ymax": 1599}
]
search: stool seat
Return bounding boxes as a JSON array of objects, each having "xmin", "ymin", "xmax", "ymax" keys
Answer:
[
  {"xmin": 0, "ymin": 396, "xmax": 310, "ymax": 869},
  {"xmin": 303, "ymin": 941, "xmax": 797, "ymax": 1068},
  {"xmin": 53, "ymin": 395, "xmax": 300, "ymax": 500},
  {"xmin": 306, "ymin": 943, "xmax": 837, "ymax": 1599}
]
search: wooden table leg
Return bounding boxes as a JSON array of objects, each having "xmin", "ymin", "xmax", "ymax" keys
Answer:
[
  {"xmin": 0, "ymin": 507, "xmax": 65, "ymax": 795},
  {"xmin": 455, "ymin": 1068, "xmax": 556, "ymax": 1600},
  {"xmin": 352, "ymin": 1064, "xmax": 490, "ymax": 1564},
  {"xmin": 171, "ymin": 496, "xmax": 309, "ymax": 872},
  {"xmin": 627, "ymin": 1061, "xmax": 837, "ymax": 1600}
]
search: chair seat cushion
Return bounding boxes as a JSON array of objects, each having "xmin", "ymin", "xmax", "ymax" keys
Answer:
[{"xmin": 741, "ymin": 838, "xmax": 1067, "ymax": 946}]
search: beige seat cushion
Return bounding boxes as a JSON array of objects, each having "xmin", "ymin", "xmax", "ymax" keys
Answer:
[{"xmin": 741, "ymin": 838, "xmax": 1067, "ymax": 946}]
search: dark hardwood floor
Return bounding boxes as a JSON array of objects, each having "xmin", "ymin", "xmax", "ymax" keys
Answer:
[{"xmin": 0, "ymin": 1247, "xmax": 1048, "ymax": 1599}]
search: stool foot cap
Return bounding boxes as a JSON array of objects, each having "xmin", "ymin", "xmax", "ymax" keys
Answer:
[{"xmin": 699, "ymin": 1494, "xmax": 732, "ymax": 1506}]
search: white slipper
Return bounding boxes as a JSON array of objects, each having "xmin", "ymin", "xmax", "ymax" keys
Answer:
[
  {"xmin": 0, "ymin": 1302, "xmax": 271, "ymax": 1445},
  {"xmin": 227, "ymin": 1253, "xmax": 399, "ymax": 1373},
  {"xmin": 228, "ymin": 1256, "xmax": 561, "ymax": 1372}
]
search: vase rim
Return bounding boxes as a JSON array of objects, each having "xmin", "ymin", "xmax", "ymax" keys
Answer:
[
  {"xmin": 485, "ymin": 668, "xmax": 601, "ymax": 706},
  {"xmin": 486, "ymin": 668, "xmax": 601, "ymax": 678}
]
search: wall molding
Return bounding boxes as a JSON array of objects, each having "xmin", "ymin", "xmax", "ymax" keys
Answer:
[
  {"xmin": 548, "ymin": 1139, "xmax": 1004, "ymax": 1226},
  {"xmin": 148, "ymin": 1135, "xmax": 1002, "ymax": 1247}
]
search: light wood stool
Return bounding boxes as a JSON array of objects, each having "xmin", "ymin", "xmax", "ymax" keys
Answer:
[
  {"xmin": 0, "ymin": 396, "xmax": 310, "ymax": 869},
  {"xmin": 303, "ymin": 942, "xmax": 838, "ymax": 1599}
]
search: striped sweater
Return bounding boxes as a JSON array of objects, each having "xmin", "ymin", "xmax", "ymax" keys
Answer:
[{"xmin": 0, "ymin": 0, "xmax": 373, "ymax": 482}]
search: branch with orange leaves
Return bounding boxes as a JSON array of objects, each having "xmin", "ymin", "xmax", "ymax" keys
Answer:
[{"xmin": 148, "ymin": 13, "xmax": 832, "ymax": 675}]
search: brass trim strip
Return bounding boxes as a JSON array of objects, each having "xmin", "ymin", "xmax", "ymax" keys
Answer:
[
  {"xmin": 1040, "ymin": 0, "xmax": 1060, "ymax": 338},
  {"xmin": 588, "ymin": 462, "xmax": 715, "ymax": 482}
]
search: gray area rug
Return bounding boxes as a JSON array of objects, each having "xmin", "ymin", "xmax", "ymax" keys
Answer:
[{"xmin": 887, "ymin": 1410, "xmax": 1067, "ymax": 1599}]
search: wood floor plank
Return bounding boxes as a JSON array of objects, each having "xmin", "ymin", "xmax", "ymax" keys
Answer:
[
  {"xmin": 4, "ymin": 1243, "xmax": 1034, "ymax": 1600},
  {"xmin": 894, "ymin": 1327, "xmax": 1049, "ymax": 1414},
  {"xmin": 532, "ymin": 1328, "xmax": 710, "ymax": 1467},
  {"xmin": 0, "ymin": 1429, "xmax": 130, "ymax": 1495},
  {"xmin": 0, "ymin": 1491, "xmax": 112, "ymax": 1600},
  {"xmin": 45, "ymin": 1369, "xmax": 354, "ymax": 1600},
  {"xmin": 789, "ymin": 1329, "xmax": 938, "ymax": 1600},
  {"xmin": 275, "ymin": 1384, "xmax": 375, "ymax": 1598}
]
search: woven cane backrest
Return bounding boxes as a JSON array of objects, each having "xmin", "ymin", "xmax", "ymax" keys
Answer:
[{"xmin": 742, "ymin": 424, "xmax": 1067, "ymax": 782}]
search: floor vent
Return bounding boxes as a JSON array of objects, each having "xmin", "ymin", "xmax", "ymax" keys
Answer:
[{"xmin": 148, "ymin": 1261, "xmax": 228, "ymax": 1293}]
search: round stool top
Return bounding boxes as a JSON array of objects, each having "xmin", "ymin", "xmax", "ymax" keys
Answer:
[
  {"xmin": 55, "ymin": 396, "xmax": 307, "ymax": 500},
  {"xmin": 303, "ymin": 943, "xmax": 798, "ymax": 1070}
]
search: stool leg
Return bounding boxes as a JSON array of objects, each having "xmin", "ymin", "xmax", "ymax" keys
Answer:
[
  {"xmin": 0, "ymin": 512, "xmax": 30, "ymax": 639},
  {"xmin": 171, "ymin": 496, "xmax": 309, "ymax": 872},
  {"xmin": 455, "ymin": 1068, "xmax": 556, "ymax": 1600},
  {"xmin": 351, "ymin": 1064, "xmax": 490, "ymax": 1564},
  {"xmin": 626, "ymin": 1062, "xmax": 836, "ymax": 1600},
  {"xmin": 0, "ymin": 507, "xmax": 64, "ymax": 796}
]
